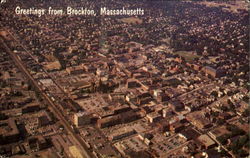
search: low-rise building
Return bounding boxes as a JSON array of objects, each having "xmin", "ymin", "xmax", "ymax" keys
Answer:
[
  {"xmin": 109, "ymin": 127, "xmax": 136, "ymax": 141},
  {"xmin": 0, "ymin": 118, "xmax": 20, "ymax": 144},
  {"xmin": 146, "ymin": 111, "xmax": 162, "ymax": 123},
  {"xmin": 197, "ymin": 134, "xmax": 217, "ymax": 149}
]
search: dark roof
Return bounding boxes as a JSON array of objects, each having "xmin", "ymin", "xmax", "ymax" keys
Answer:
[
  {"xmin": 38, "ymin": 116, "xmax": 50, "ymax": 126},
  {"xmin": 180, "ymin": 128, "xmax": 200, "ymax": 140},
  {"xmin": 144, "ymin": 133, "xmax": 154, "ymax": 140},
  {"xmin": 206, "ymin": 148, "xmax": 221, "ymax": 158},
  {"xmin": 138, "ymin": 93, "xmax": 151, "ymax": 99}
]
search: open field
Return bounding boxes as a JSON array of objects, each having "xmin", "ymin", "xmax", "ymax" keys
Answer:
[
  {"xmin": 199, "ymin": 1, "xmax": 248, "ymax": 13},
  {"xmin": 173, "ymin": 51, "xmax": 200, "ymax": 62},
  {"xmin": 120, "ymin": 17, "xmax": 143, "ymax": 24}
]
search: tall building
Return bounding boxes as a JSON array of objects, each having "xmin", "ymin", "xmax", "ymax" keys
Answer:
[
  {"xmin": 74, "ymin": 112, "xmax": 91, "ymax": 128},
  {"xmin": 202, "ymin": 66, "xmax": 225, "ymax": 78}
]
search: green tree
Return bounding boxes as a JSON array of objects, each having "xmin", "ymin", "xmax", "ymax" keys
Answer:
[
  {"xmin": 238, "ymin": 149, "xmax": 248, "ymax": 157},
  {"xmin": 217, "ymin": 118, "xmax": 225, "ymax": 125},
  {"xmin": 211, "ymin": 91, "xmax": 218, "ymax": 97},
  {"xmin": 0, "ymin": 113, "xmax": 8, "ymax": 120},
  {"xmin": 242, "ymin": 108, "xmax": 250, "ymax": 117},
  {"xmin": 238, "ymin": 135, "xmax": 248, "ymax": 147},
  {"xmin": 217, "ymin": 134, "xmax": 229, "ymax": 145},
  {"xmin": 220, "ymin": 105, "xmax": 229, "ymax": 112}
]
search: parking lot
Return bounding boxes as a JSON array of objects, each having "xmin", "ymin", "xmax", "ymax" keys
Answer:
[{"xmin": 151, "ymin": 134, "xmax": 186, "ymax": 157}]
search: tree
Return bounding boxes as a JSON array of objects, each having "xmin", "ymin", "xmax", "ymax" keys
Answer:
[
  {"xmin": 217, "ymin": 134, "xmax": 229, "ymax": 145},
  {"xmin": 220, "ymin": 105, "xmax": 229, "ymax": 112},
  {"xmin": 242, "ymin": 108, "xmax": 250, "ymax": 117},
  {"xmin": 239, "ymin": 118, "xmax": 245, "ymax": 124},
  {"xmin": 217, "ymin": 118, "xmax": 225, "ymax": 125},
  {"xmin": 238, "ymin": 135, "xmax": 248, "ymax": 147},
  {"xmin": 211, "ymin": 111, "xmax": 219, "ymax": 117},
  {"xmin": 211, "ymin": 91, "xmax": 218, "ymax": 97},
  {"xmin": 244, "ymin": 137, "xmax": 250, "ymax": 149},
  {"xmin": 226, "ymin": 124, "xmax": 246, "ymax": 137},
  {"xmin": 227, "ymin": 99, "xmax": 233, "ymax": 106},
  {"xmin": 238, "ymin": 149, "xmax": 248, "ymax": 157},
  {"xmin": 220, "ymin": 149, "xmax": 228, "ymax": 157},
  {"xmin": 242, "ymin": 96, "xmax": 249, "ymax": 103},
  {"xmin": 0, "ymin": 113, "xmax": 8, "ymax": 120},
  {"xmin": 0, "ymin": 80, "xmax": 7, "ymax": 88}
]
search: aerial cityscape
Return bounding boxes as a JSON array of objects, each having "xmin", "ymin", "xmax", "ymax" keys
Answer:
[{"xmin": 0, "ymin": 0, "xmax": 249, "ymax": 158}]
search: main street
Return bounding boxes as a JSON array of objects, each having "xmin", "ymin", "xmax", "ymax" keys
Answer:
[{"xmin": 0, "ymin": 35, "xmax": 94, "ymax": 158}]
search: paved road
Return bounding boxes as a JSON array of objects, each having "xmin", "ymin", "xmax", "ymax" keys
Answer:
[
  {"xmin": 5, "ymin": 29, "xmax": 78, "ymax": 111},
  {"xmin": 0, "ymin": 36, "xmax": 94, "ymax": 158}
]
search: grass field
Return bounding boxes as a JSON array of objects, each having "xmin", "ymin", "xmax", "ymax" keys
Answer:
[
  {"xmin": 120, "ymin": 17, "xmax": 143, "ymax": 24},
  {"xmin": 199, "ymin": 1, "xmax": 248, "ymax": 13},
  {"xmin": 173, "ymin": 51, "xmax": 200, "ymax": 62}
]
